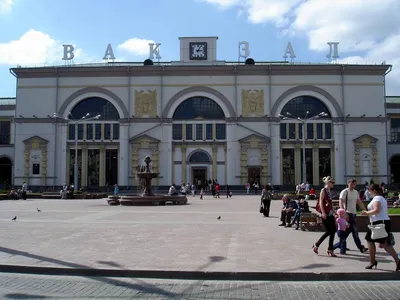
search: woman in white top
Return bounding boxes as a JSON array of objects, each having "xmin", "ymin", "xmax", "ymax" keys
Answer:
[{"xmin": 361, "ymin": 184, "xmax": 400, "ymax": 271}]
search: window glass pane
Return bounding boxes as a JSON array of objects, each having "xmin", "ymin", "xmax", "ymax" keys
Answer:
[
  {"xmin": 280, "ymin": 96, "xmax": 331, "ymax": 119},
  {"xmin": 196, "ymin": 124, "xmax": 203, "ymax": 140},
  {"xmin": 173, "ymin": 97, "xmax": 225, "ymax": 120},
  {"xmin": 113, "ymin": 124, "xmax": 119, "ymax": 140},
  {"xmin": 32, "ymin": 163, "xmax": 40, "ymax": 175},
  {"xmin": 307, "ymin": 123, "xmax": 314, "ymax": 139},
  {"xmin": 104, "ymin": 124, "xmax": 111, "ymax": 139},
  {"xmin": 0, "ymin": 121, "xmax": 10, "ymax": 144},
  {"xmin": 78, "ymin": 124, "xmax": 84, "ymax": 140},
  {"xmin": 288, "ymin": 123, "xmax": 295, "ymax": 139},
  {"xmin": 325, "ymin": 123, "xmax": 332, "ymax": 139},
  {"xmin": 216, "ymin": 124, "xmax": 226, "ymax": 140},
  {"xmin": 86, "ymin": 124, "xmax": 93, "ymax": 140},
  {"xmin": 317, "ymin": 123, "xmax": 323, "ymax": 139},
  {"xmin": 391, "ymin": 128, "xmax": 400, "ymax": 142},
  {"xmin": 70, "ymin": 97, "xmax": 120, "ymax": 120},
  {"xmin": 298, "ymin": 123, "xmax": 303, "ymax": 139},
  {"xmin": 69, "ymin": 124, "xmax": 75, "ymax": 140},
  {"xmin": 391, "ymin": 118, "xmax": 400, "ymax": 128},
  {"xmin": 280, "ymin": 123, "xmax": 287, "ymax": 139},
  {"xmin": 95, "ymin": 124, "xmax": 101, "ymax": 139},
  {"xmin": 173, "ymin": 124, "xmax": 182, "ymax": 140},
  {"xmin": 206, "ymin": 124, "xmax": 213, "ymax": 140},
  {"xmin": 186, "ymin": 124, "xmax": 193, "ymax": 140},
  {"xmin": 87, "ymin": 149, "xmax": 100, "ymax": 186}
]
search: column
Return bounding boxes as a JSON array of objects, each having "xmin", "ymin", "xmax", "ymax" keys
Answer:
[
  {"xmin": 131, "ymin": 145, "xmax": 138, "ymax": 186},
  {"xmin": 41, "ymin": 147, "xmax": 47, "ymax": 186},
  {"xmin": 119, "ymin": 124, "xmax": 129, "ymax": 186},
  {"xmin": 294, "ymin": 144, "xmax": 301, "ymax": 184},
  {"xmin": 171, "ymin": 145, "xmax": 175, "ymax": 184},
  {"xmin": 99, "ymin": 145, "xmax": 105, "ymax": 186},
  {"xmin": 59, "ymin": 123, "xmax": 68, "ymax": 186},
  {"xmin": 224, "ymin": 145, "xmax": 227, "ymax": 185},
  {"xmin": 226, "ymin": 123, "xmax": 236, "ymax": 184},
  {"xmin": 24, "ymin": 146, "xmax": 30, "ymax": 184},
  {"xmin": 65, "ymin": 146, "xmax": 70, "ymax": 185},
  {"xmin": 312, "ymin": 144, "xmax": 319, "ymax": 185},
  {"xmin": 330, "ymin": 142, "xmax": 335, "ymax": 179},
  {"xmin": 181, "ymin": 145, "xmax": 187, "ymax": 183},
  {"xmin": 152, "ymin": 147, "xmax": 160, "ymax": 186},
  {"xmin": 240, "ymin": 148, "xmax": 247, "ymax": 185},
  {"xmin": 212, "ymin": 145, "xmax": 218, "ymax": 180},
  {"xmin": 81, "ymin": 145, "xmax": 87, "ymax": 187},
  {"xmin": 270, "ymin": 123, "xmax": 281, "ymax": 185},
  {"xmin": 333, "ymin": 123, "xmax": 345, "ymax": 184},
  {"xmin": 261, "ymin": 147, "xmax": 268, "ymax": 185}
]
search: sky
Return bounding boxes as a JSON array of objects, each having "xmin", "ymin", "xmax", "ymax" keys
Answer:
[{"xmin": 0, "ymin": 0, "xmax": 399, "ymax": 97}]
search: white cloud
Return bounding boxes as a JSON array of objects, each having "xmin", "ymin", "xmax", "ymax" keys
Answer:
[
  {"xmin": 0, "ymin": 29, "xmax": 91, "ymax": 66},
  {"xmin": 0, "ymin": 0, "xmax": 14, "ymax": 13},
  {"xmin": 201, "ymin": 0, "xmax": 400, "ymax": 94},
  {"xmin": 118, "ymin": 38, "xmax": 155, "ymax": 56}
]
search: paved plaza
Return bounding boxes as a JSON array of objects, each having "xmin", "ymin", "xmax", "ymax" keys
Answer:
[
  {"xmin": 0, "ymin": 273, "xmax": 400, "ymax": 299},
  {"xmin": 0, "ymin": 196, "xmax": 400, "ymax": 278}
]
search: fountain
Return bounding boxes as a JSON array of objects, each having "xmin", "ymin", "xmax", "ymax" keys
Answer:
[{"xmin": 107, "ymin": 155, "xmax": 187, "ymax": 206}]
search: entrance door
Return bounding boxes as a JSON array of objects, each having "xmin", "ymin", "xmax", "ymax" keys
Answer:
[
  {"xmin": 106, "ymin": 149, "xmax": 119, "ymax": 186},
  {"xmin": 247, "ymin": 167, "xmax": 261, "ymax": 186},
  {"xmin": 0, "ymin": 157, "xmax": 12, "ymax": 189},
  {"xmin": 192, "ymin": 168, "xmax": 206, "ymax": 189}
]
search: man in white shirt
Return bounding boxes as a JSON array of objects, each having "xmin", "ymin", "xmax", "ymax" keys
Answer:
[{"xmin": 334, "ymin": 178, "xmax": 368, "ymax": 253}]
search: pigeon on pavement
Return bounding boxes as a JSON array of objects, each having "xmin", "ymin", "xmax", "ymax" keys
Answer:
[
  {"xmin": 37, "ymin": 208, "xmax": 41, "ymax": 212},
  {"xmin": 217, "ymin": 216, "xmax": 221, "ymax": 220},
  {"xmin": 12, "ymin": 216, "xmax": 17, "ymax": 221}
]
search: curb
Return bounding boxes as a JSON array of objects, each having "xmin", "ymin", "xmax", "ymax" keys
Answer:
[{"xmin": 0, "ymin": 265, "xmax": 399, "ymax": 281}]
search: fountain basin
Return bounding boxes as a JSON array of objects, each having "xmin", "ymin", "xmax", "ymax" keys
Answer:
[
  {"xmin": 118, "ymin": 194, "xmax": 188, "ymax": 206},
  {"xmin": 107, "ymin": 195, "xmax": 121, "ymax": 205}
]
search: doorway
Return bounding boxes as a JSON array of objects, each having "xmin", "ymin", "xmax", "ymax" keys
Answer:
[
  {"xmin": 192, "ymin": 167, "xmax": 207, "ymax": 189},
  {"xmin": 247, "ymin": 167, "xmax": 261, "ymax": 186},
  {"xmin": 0, "ymin": 157, "xmax": 12, "ymax": 189},
  {"xmin": 390, "ymin": 155, "xmax": 400, "ymax": 187}
]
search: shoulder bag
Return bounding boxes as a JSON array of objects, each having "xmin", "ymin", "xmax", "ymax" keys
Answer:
[{"xmin": 368, "ymin": 222, "xmax": 388, "ymax": 240}]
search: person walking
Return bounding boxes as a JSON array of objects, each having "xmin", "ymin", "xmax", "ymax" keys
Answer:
[
  {"xmin": 21, "ymin": 182, "xmax": 28, "ymax": 200},
  {"xmin": 261, "ymin": 185, "xmax": 272, "ymax": 217},
  {"xmin": 335, "ymin": 178, "xmax": 368, "ymax": 253},
  {"xmin": 312, "ymin": 176, "xmax": 337, "ymax": 257},
  {"xmin": 361, "ymin": 184, "xmax": 400, "ymax": 271}
]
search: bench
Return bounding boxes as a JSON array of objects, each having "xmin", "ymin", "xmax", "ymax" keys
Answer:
[
  {"xmin": 41, "ymin": 192, "xmax": 61, "ymax": 199},
  {"xmin": 299, "ymin": 213, "xmax": 324, "ymax": 231}
]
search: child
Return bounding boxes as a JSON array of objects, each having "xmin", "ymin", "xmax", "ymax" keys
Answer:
[
  {"xmin": 336, "ymin": 208, "xmax": 350, "ymax": 255},
  {"xmin": 200, "ymin": 188, "xmax": 204, "ymax": 199}
]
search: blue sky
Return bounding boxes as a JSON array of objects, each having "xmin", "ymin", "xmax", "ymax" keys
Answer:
[{"xmin": 1, "ymin": 0, "xmax": 399, "ymax": 96}]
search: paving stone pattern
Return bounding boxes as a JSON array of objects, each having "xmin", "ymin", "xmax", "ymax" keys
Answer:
[
  {"xmin": 0, "ymin": 273, "xmax": 400, "ymax": 300},
  {"xmin": 0, "ymin": 197, "xmax": 399, "ymax": 274}
]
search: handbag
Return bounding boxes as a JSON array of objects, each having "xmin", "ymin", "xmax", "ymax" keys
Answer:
[
  {"xmin": 259, "ymin": 205, "xmax": 263, "ymax": 213},
  {"xmin": 368, "ymin": 223, "xmax": 388, "ymax": 240}
]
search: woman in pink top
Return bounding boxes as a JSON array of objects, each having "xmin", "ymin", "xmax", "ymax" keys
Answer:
[{"xmin": 336, "ymin": 208, "xmax": 350, "ymax": 255}]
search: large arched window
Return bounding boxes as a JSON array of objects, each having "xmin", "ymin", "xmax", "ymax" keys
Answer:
[
  {"xmin": 188, "ymin": 151, "xmax": 211, "ymax": 163},
  {"xmin": 280, "ymin": 96, "xmax": 331, "ymax": 119},
  {"xmin": 173, "ymin": 97, "xmax": 225, "ymax": 120},
  {"xmin": 70, "ymin": 97, "xmax": 120, "ymax": 120}
]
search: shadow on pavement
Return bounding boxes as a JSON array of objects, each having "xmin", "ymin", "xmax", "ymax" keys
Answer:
[
  {"xmin": 0, "ymin": 246, "xmax": 175, "ymax": 297},
  {"xmin": 4, "ymin": 294, "xmax": 48, "ymax": 299}
]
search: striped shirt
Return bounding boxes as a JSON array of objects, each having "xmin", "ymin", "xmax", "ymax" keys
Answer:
[{"xmin": 336, "ymin": 217, "xmax": 347, "ymax": 231}]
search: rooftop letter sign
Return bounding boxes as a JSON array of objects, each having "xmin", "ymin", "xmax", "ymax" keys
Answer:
[{"xmin": 61, "ymin": 40, "xmax": 340, "ymax": 63}]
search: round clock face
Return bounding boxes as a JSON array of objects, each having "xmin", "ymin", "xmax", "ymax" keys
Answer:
[{"xmin": 190, "ymin": 42, "xmax": 207, "ymax": 60}]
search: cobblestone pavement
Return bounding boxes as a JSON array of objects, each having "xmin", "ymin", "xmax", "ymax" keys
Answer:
[
  {"xmin": 0, "ymin": 197, "xmax": 399, "ymax": 274},
  {"xmin": 0, "ymin": 273, "xmax": 400, "ymax": 300}
]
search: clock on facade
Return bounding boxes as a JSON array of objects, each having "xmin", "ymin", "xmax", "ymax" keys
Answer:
[{"xmin": 189, "ymin": 42, "xmax": 207, "ymax": 60}]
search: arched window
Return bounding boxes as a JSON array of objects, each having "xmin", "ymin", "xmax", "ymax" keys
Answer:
[
  {"xmin": 188, "ymin": 151, "xmax": 211, "ymax": 163},
  {"xmin": 70, "ymin": 97, "xmax": 120, "ymax": 120},
  {"xmin": 173, "ymin": 97, "xmax": 225, "ymax": 120},
  {"xmin": 280, "ymin": 96, "xmax": 331, "ymax": 119}
]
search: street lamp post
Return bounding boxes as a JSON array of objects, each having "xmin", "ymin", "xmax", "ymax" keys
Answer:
[
  {"xmin": 66, "ymin": 112, "xmax": 101, "ymax": 192},
  {"xmin": 278, "ymin": 111, "xmax": 328, "ymax": 184}
]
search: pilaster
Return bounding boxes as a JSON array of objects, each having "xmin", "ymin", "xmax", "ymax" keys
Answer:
[
  {"xmin": 224, "ymin": 145, "xmax": 227, "ymax": 184},
  {"xmin": 294, "ymin": 144, "xmax": 301, "ymax": 184},
  {"xmin": 312, "ymin": 144, "xmax": 319, "ymax": 185},
  {"xmin": 81, "ymin": 145, "xmax": 88, "ymax": 187},
  {"xmin": 181, "ymin": 145, "xmax": 187, "ymax": 183},
  {"xmin": 261, "ymin": 147, "xmax": 268, "ymax": 185},
  {"xmin": 212, "ymin": 145, "xmax": 218, "ymax": 180},
  {"xmin": 41, "ymin": 147, "xmax": 47, "ymax": 186},
  {"xmin": 99, "ymin": 146, "xmax": 105, "ymax": 186}
]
